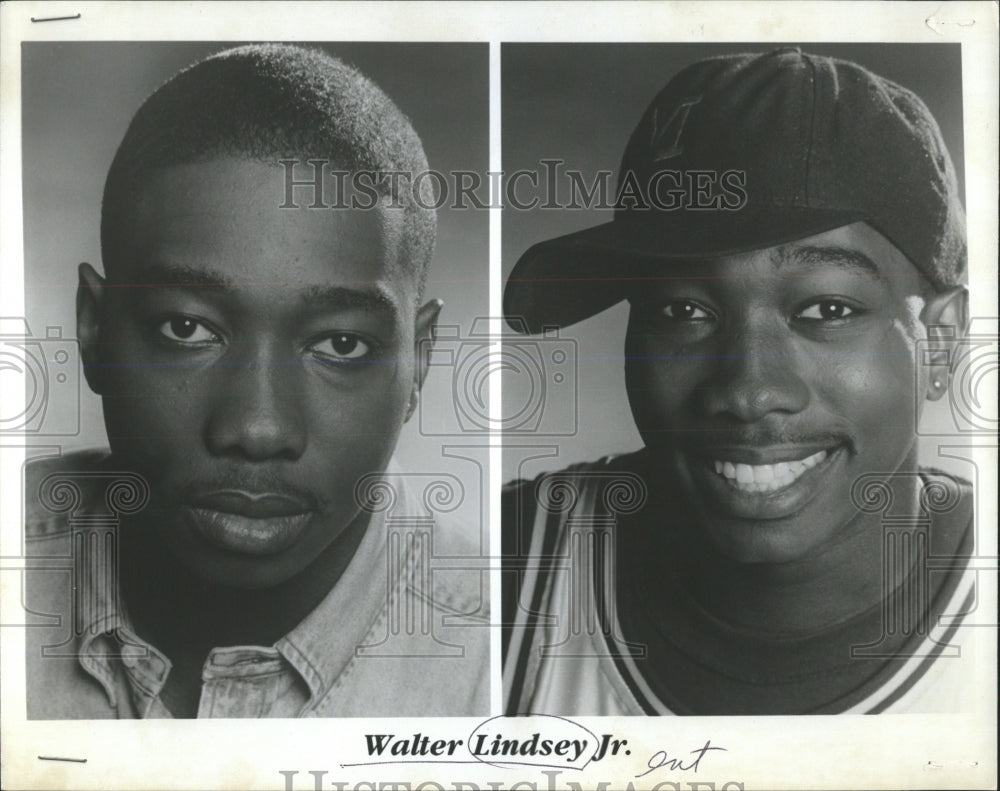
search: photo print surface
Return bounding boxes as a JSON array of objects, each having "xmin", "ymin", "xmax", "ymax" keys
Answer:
[
  {"xmin": 500, "ymin": 42, "xmax": 988, "ymax": 718},
  {"xmin": 18, "ymin": 40, "xmax": 490, "ymax": 720}
]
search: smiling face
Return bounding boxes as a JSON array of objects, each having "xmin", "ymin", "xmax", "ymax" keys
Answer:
[
  {"xmin": 80, "ymin": 157, "xmax": 438, "ymax": 588},
  {"xmin": 625, "ymin": 222, "xmax": 963, "ymax": 564}
]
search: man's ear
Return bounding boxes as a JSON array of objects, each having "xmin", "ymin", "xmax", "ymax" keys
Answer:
[
  {"xmin": 77, "ymin": 263, "xmax": 106, "ymax": 396},
  {"xmin": 406, "ymin": 298, "xmax": 444, "ymax": 422},
  {"xmin": 920, "ymin": 285, "xmax": 968, "ymax": 402}
]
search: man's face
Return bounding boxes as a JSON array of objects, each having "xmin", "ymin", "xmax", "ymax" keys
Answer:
[
  {"xmin": 624, "ymin": 222, "xmax": 958, "ymax": 564},
  {"xmin": 81, "ymin": 157, "xmax": 436, "ymax": 588}
]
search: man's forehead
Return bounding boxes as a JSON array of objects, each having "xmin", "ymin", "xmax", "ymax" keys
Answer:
[
  {"xmin": 135, "ymin": 159, "xmax": 400, "ymax": 247},
  {"xmin": 121, "ymin": 157, "xmax": 417, "ymax": 306}
]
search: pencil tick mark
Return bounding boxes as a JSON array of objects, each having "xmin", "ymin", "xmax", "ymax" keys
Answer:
[
  {"xmin": 30, "ymin": 13, "xmax": 82, "ymax": 22},
  {"xmin": 38, "ymin": 756, "xmax": 87, "ymax": 763}
]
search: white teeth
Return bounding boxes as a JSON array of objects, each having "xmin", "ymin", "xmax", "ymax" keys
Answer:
[{"xmin": 711, "ymin": 450, "xmax": 829, "ymax": 493}]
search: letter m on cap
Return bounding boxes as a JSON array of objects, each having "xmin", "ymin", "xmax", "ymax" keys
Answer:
[{"xmin": 651, "ymin": 96, "xmax": 702, "ymax": 162}]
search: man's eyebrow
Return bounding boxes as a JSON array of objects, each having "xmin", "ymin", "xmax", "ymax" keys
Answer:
[
  {"xmin": 300, "ymin": 284, "xmax": 400, "ymax": 317},
  {"xmin": 777, "ymin": 245, "xmax": 886, "ymax": 282}
]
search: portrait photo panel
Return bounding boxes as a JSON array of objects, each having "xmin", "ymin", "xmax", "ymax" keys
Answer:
[
  {"xmin": 19, "ymin": 40, "xmax": 491, "ymax": 721},
  {"xmin": 500, "ymin": 41, "xmax": 988, "ymax": 721}
]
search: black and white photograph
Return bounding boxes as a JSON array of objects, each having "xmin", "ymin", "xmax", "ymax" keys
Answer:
[
  {"xmin": 500, "ymin": 42, "xmax": 989, "ymax": 717},
  {"xmin": 14, "ymin": 40, "xmax": 490, "ymax": 719},
  {"xmin": 0, "ymin": 3, "xmax": 995, "ymax": 791}
]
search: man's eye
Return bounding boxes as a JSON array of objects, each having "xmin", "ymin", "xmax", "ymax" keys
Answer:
[
  {"xmin": 310, "ymin": 333, "xmax": 373, "ymax": 362},
  {"xmin": 796, "ymin": 300, "xmax": 858, "ymax": 321},
  {"xmin": 157, "ymin": 316, "xmax": 220, "ymax": 344},
  {"xmin": 660, "ymin": 300, "xmax": 713, "ymax": 320}
]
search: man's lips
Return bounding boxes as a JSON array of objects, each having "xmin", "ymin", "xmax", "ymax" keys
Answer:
[
  {"xmin": 695, "ymin": 443, "xmax": 837, "ymax": 466},
  {"xmin": 188, "ymin": 490, "xmax": 311, "ymax": 519},
  {"xmin": 183, "ymin": 490, "xmax": 314, "ymax": 555},
  {"xmin": 684, "ymin": 442, "xmax": 847, "ymax": 519},
  {"xmin": 712, "ymin": 449, "xmax": 828, "ymax": 493}
]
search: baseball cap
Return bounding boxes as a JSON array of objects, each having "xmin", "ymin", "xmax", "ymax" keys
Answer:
[{"xmin": 504, "ymin": 47, "xmax": 967, "ymax": 333}]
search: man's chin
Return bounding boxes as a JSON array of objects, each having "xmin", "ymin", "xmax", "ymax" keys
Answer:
[
  {"xmin": 182, "ymin": 555, "xmax": 311, "ymax": 590},
  {"xmin": 700, "ymin": 519, "xmax": 835, "ymax": 566},
  {"xmin": 154, "ymin": 523, "xmax": 317, "ymax": 590}
]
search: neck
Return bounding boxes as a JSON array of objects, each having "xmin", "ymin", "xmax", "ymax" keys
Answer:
[
  {"xmin": 649, "ymin": 463, "xmax": 923, "ymax": 634},
  {"xmin": 119, "ymin": 510, "xmax": 370, "ymax": 659}
]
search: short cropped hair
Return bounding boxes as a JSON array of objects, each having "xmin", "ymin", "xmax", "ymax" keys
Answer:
[{"xmin": 101, "ymin": 44, "xmax": 436, "ymax": 296}]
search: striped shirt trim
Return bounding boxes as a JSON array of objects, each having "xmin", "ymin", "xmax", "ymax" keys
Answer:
[
  {"xmin": 504, "ymin": 459, "xmax": 975, "ymax": 716},
  {"xmin": 843, "ymin": 567, "xmax": 977, "ymax": 714},
  {"xmin": 504, "ymin": 481, "xmax": 563, "ymax": 715}
]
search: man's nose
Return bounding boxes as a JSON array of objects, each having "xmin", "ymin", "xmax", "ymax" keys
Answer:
[
  {"xmin": 204, "ymin": 351, "xmax": 307, "ymax": 461},
  {"xmin": 699, "ymin": 319, "xmax": 811, "ymax": 422}
]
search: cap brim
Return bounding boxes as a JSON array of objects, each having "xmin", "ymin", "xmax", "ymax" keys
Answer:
[{"xmin": 504, "ymin": 207, "xmax": 865, "ymax": 333}]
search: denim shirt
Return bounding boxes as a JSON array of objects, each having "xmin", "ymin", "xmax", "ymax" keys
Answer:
[{"xmin": 24, "ymin": 450, "xmax": 489, "ymax": 718}]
